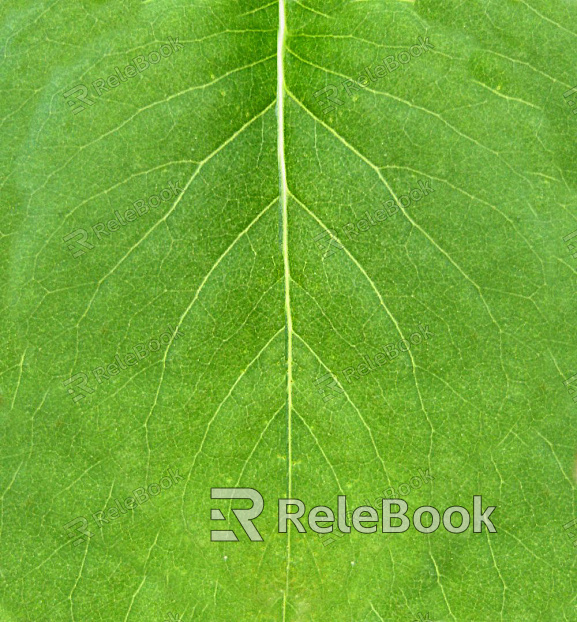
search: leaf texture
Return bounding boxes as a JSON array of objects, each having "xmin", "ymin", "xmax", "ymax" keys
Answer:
[{"xmin": 0, "ymin": 0, "xmax": 576, "ymax": 620}]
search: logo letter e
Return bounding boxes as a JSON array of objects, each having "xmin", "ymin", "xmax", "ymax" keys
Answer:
[{"xmin": 210, "ymin": 488, "xmax": 264, "ymax": 542}]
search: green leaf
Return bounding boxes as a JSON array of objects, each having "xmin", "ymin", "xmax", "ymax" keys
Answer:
[{"xmin": 1, "ymin": 0, "xmax": 576, "ymax": 620}]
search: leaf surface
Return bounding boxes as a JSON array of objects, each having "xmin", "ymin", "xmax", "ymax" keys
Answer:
[{"xmin": 0, "ymin": 0, "xmax": 576, "ymax": 620}]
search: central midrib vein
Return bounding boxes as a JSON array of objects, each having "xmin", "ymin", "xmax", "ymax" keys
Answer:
[{"xmin": 277, "ymin": 0, "xmax": 292, "ymax": 618}]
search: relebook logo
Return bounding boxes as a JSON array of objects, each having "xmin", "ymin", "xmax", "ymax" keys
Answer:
[
  {"xmin": 63, "ymin": 37, "xmax": 184, "ymax": 114},
  {"xmin": 210, "ymin": 488, "xmax": 496, "ymax": 542}
]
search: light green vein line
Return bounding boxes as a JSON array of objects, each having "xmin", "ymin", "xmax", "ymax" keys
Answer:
[
  {"xmin": 500, "ymin": 527, "xmax": 555, "ymax": 569},
  {"xmin": 285, "ymin": 48, "xmax": 533, "ymax": 187},
  {"xmin": 54, "ymin": 458, "xmax": 104, "ymax": 499},
  {"xmin": 70, "ymin": 100, "xmax": 275, "ymax": 373},
  {"xmin": 187, "ymin": 275, "xmax": 283, "ymax": 401},
  {"xmin": 0, "ymin": 461, "xmax": 23, "ymax": 542},
  {"xmin": 293, "ymin": 331, "xmax": 390, "ymax": 486},
  {"xmin": 558, "ymin": 257, "xmax": 577, "ymax": 275},
  {"xmin": 429, "ymin": 544, "xmax": 457, "ymax": 621},
  {"xmin": 483, "ymin": 49, "xmax": 572, "ymax": 89},
  {"xmin": 293, "ymin": 407, "xmax": 344, "ymax": 493},
  {"xmin": 233, "ymin": 405, "xmax": 284, "ymax": 490},
  {"xmin": 143, "ymin": 196, "xmax": 278, "ymax": 483},
  {"xmin": 536, "ymin": 430, "xmax": 574, "ymax": 488},
  {"xmin": 18, "ymin": 540, "xmax": 71, "ymax": 581},
  {"xmin": 294, "ymin": 0, "xmax": 332, "ymax": 19},
  {"xmin": 290, "ymin": 277, "xmax": 358, "ymax": 351},
  {"xmin": 181, "ymin": 29, "xmax": 276, "ymax": 42},
  {"xmin": 277, "ymin": 0, "xmax": 292, "ymax": 619},
  {"xmin": 238, "ymin": 1, "xmax": 277, "ymax": 17},
  {"xmin": 289, "ymin": 190, "xmax": 433, "ymax": 477},
  {"xmin": 10, "ymin": 348, "xmax": 26, "ymax": 410},
  {"xmin": 226, "ymin": 404, "xmax": 285, "ymax": 523},
  {"xmin": 2, "ymin": 0, "xmax": 61, "ymax": 59},
  {"xmin": 519, "ymin": 0, "xmax": 577, "ymax": 38},
  {"xmin": 28, "ymin": 55, "xmax": 276, "ymax": 211},
  {"xmin": 26, "ymin": 390, "xmax": 48, "ymax": 465},
  {"xmin": 470, "ymin": 79, "xmax": 542, "ymax": 110},
  {"xmin": 278, "ymin": 0, "xmax": 291, "ymax": 501},
  {"xmin": 180, "ymin": 328, "xmax": 284, "ymax": 532},
  {"xmin": 123, "ymin": 530, "xmax": 160, "ymax": 622},
  {"xmin": 370, "ymin": 603, "xmax": 385, "ymax": 621},
  {"xmin": 292, "ymin": 32, "xmax": 458, "ymax": 60},
  {"xmin": 33, "ymin": 159, "xmax": 197, "ymax": 280},
  {"xmin": 381, "ymin": 163, "xmax": 545, "ymax": 286},
  {"xmin": 487, "ymin": 533, "xmax": 507, "ymax": 621},
  {"xmin": 69, "ymin": 536, "xmax": 90, "ymax": 622},
  {"xmin": 287, "ymin": 86, "xmax": 507, "ymax": 392}
]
